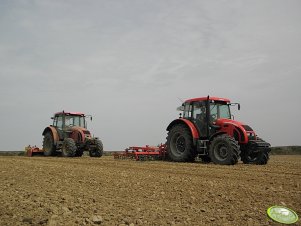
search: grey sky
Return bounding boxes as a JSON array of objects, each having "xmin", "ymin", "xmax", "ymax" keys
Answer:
[{"xmin": 0, "ymin": 0, "xmax": 300, "ymax": 151}]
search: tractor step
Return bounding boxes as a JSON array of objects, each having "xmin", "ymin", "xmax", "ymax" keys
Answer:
[{"xmin": 197, "ymin": 140, "xmax": 209, "ymax": 155}]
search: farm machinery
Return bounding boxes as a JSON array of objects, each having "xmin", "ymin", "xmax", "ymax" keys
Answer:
[
  {"xmin": 26, "ymin": 111, "xmax": 103, "ymax": 157},
  {"xmin": 116, "ymin": 96, "xmax": 271, "ymax": 165},
  {"xmin": 113, "ymin": 144, "xmax": 167, "ymax": 161},
  {"xmin": 42, "ymin": 111, "xmax": 103, "ymax": 157},
  {"xmin": 25, "ymin": 145, "xmax": 44, "ymax": 157}
]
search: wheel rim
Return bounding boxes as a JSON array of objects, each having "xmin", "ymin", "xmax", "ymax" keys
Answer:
[
  {"xmin": 176, "ymin": 136, "xmax": 186, "ymax": 153},
  {"xmin": 62, "ymin": 142, "xmax": 73, "ymax": 156},
  {"xmin": 214, "ymin": 143, "xmax": 229, "ymax": 161},
  {"xmin": 170, "ymin": 133, "xmax": 186, "ymax": 156},
  {"xmin": 247, "ymin": 152, "xmax": 259, "ymax": 161},
  {"xmin": 62, "ymin": 145, "xmax": 68, "ymax": 155}
]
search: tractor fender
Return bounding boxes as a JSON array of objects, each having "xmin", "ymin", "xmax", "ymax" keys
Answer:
[
  {"xmin": 70, "ymin": 127, "xmax": 85, "ymax": 143},
  {"xmin": 42, "ymin": 126, "xmax": 60, "ymax": 144},
  {"xmin": 208, "ymin": 131, "xmax": 226, "ymax": 142},
  {"xmin": 167, "ymin": 119, "xmax": 199, "ymax": 140},
  {"xmin": 215, "ymin": 122, "xmax": 248, "ymax": 144}
]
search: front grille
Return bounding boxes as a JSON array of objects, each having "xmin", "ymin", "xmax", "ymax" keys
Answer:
[{"xmin": 83, "ymin": 131, "xmax": 90, "ymax": 134}]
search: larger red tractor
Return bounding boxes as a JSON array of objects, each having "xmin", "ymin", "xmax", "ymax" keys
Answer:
[
  {"xmin": 42, "ymin": 111, "xmax": 103, "ymax": 157},
  {"xmin": 166, "ymin": 96, "xmax": 271, "ymax": 165}
]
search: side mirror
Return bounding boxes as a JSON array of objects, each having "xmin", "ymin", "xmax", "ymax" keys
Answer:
[
  {"xmin": 238, "ymin": 104, "xmax": 240, "ymax": 110},
  {"xmin": 90, "ymin": 116, "xmax": 93, "ymax": 121},
  {"xmin": 176, "ymin": 106, "xmax": 184, "ymax": 111}
]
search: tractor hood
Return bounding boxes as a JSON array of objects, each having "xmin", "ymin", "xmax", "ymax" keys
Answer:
[
  {"xmin": 214, "ymin": 118, "xmax": 253, "ymax": 131},
  {"xmin": 69, "ymin": 126, "xmax": 92, "ymax": 142},
  {"xmin": 214, "ymin": 118, "xmax": 256, "ymax": 143},
  {"xmin": 70, "ymin": 126, "xmax": 90, "ymax": 133}
]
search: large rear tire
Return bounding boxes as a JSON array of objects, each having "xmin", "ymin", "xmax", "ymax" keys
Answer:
[
  {"xmin": 209, "ymin": 134, "xmax": 240, "ymax": 165},
  {"xmin": 43, "ymin": 132, "xmax": 56, "ymax": 156},
  {"xmin": 62, "ymin": 138, "xmax": 76, "ymax": 157},
  {"xmin": 89, "ymin": 139, "xmax": 103, "ymax": 157},
  {"xmin": 166, "ymin": 124, "xmax": 196, "ymax": 162}
]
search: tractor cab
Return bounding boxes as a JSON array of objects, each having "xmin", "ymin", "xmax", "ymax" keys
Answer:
[
  {"xmin": 178, "ymin": 97, "xmax": 238, "ymax": 138},
  {"xmin": 52, "ymin": 112, "xmax": 87, "ymax": 130},
  {"xmin": 51, "ymin": 111, "xmax": 92, "ymax": 141},
  {"xmin": 42, "ymin": 111, "xmax": 103, "ymax": 158}
]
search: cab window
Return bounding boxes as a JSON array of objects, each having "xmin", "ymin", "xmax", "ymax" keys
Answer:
[{"xmin": 54, "ymin": 116, "xmax": 63, "ymax": 129}]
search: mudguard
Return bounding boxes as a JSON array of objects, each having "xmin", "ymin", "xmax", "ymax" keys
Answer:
[
  {"xmin": 70, "ymin": 127, "xmax": 86, "ymax": 143},
  {"xmin": 217, "ymin": 121, "xmax": 249, "ymax": 144},
  {"xmin": 42, "ymin": 126, "xmax": 60, "ymax": 144},
  {"xmin": 167, "ymin": 118, "xmax": 199, "ymax": 139}
]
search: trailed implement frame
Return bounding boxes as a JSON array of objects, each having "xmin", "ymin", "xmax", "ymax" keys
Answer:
[
  {"xmin": 25, "ymin": 145, "xmax": 44, "ymax": 157},
  {"xmin": 113, "ymin": 144, "xmax": 167, "ymax": 161}
]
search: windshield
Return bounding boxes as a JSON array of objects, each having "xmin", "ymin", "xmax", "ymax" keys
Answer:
[
  {"xmin": 65, "ymin": 115, "xmax": 86, "ymax": 128},
  {"xmin": 210, "ymin": 101, "xmax": 231, "ymax": 120},
  {"xmin": 53, "ymin": 115, "xmax": 86, "ymax": 129}
]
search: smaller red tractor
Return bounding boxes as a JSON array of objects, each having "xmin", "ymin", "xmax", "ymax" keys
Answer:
[
  {"xmin": 166, "ymin": 96, "xmax": 271, "ymax": 165},
  {"xmin": 42, "ymin": 111, "xmax": 103, "ymax": 157}
]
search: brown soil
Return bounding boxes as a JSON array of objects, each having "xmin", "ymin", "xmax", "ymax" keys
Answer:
[{"xmin": 0, "ymin": 155, "xmax": 300, "ymax": 226}]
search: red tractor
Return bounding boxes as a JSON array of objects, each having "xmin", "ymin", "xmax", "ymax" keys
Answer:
[
  {"xmin": 42, "ymin": 111, "xmax": 103, "ymax": 157},
  {"xmin": 166, "ymin": 96, "xmax": 271, "ymax": 165}
]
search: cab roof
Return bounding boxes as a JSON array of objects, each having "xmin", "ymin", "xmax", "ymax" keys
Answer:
[
  {"xmin": 54, "ymin": 111, "xmax": 85, "ymax": 116},
  {"xmin": 185, "ymin": 96, "xmax": 230, "ymax": 103}
]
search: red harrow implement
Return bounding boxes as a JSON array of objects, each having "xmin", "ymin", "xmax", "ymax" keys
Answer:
[
  {"xmin": 25, "ymin": 145, "xmax": 44, "ymax": 157},
  {"xmin": 113, "ymin": 144, "xmax": 167, "ymax": 161}
]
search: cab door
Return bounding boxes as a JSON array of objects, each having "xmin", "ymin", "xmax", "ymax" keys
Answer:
[
  {"xmin": 191, "ymin": 101, "xmax": 208, "ymax": 138},
  {"xmin": 53, "ymin": 115, "xmax": 64, "ymax": 139}
]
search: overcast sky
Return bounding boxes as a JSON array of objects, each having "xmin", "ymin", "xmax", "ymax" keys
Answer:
[{"xmin": 0, "ymin": 0, "xmax": 300, "ymax": 151}]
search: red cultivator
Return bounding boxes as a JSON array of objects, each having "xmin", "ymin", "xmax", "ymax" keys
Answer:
[
  {"xmin": 113, "ymin": 144, "xmax": 167, "ymax": 161},
  {"xmin": 25, "ymin": 145, "xmax": 44, "ymax": 157}
]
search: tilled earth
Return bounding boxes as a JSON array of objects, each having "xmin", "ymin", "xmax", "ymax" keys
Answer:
[{"xmin": 0, "ymin": 155, "xmax": 300, "ymax": 226}]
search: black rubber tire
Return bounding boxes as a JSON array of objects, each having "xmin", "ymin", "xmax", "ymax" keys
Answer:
[
  {"xmin": 89, "ymin": 139, "xmax": 103, "ymax": 157},
  {"xmin": 62, "ymin": 138, "xmax": 76, "ymax": 157},
  {"xmin": 241, "ymin": 150, "xmax": 269, "ymax": 165},
  {"xmin": 166, "ymin": 124, "xmax": 196, "ymax": 162},
  {"xmin": 200, "ymin": 155, "xmax": 211, "ymax": 163},
  {"xmin": 209, "ymin": 134, "xmax": 240, "ymax": 165},
  {"xmin": 75, "ymin": 149, "xmax": 84, "ymax": 157},
  {"xmin": 240, "ymin": 138, "xmax": 270, "ymax": 165},
  {"xmin": 42, "ymin": 132, "xmax": 56, "ymax": 156}
]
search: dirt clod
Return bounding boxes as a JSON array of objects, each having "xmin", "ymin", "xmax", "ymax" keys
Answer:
[{"xmin": 91, "ymin": 215, "xmax": 103, "ymax": 224}]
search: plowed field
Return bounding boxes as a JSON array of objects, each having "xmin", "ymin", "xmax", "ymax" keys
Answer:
[{"xmin": 0, "ymin": 155, "xmax": 300, "ymax": 226}]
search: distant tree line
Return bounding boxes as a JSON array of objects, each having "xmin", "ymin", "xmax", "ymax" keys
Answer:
[{"xmin": 270, "ymin": 146, "xmax": 301, "ymax": 155}]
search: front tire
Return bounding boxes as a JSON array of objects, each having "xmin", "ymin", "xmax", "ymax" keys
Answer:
[
  {"xmin": 62, "ymin": 138, "xmax": 76, "ymax": 157},
  {"xmin": 209, "ymin": 134, "xmax": 240, "ymax": 165},
  {"xmin": 240, "ymin": 138, "xmax": 270, "ymax": 165},
  {"xmin": 75, "ymin": 149, "xmax": 84, "ymax": 157},
  {"xmin": 166, "ymin": 125, "xmax": 196, "ymax": 162},
  {"xmin": 43, "ymin": 132, "xmax": 56, "ymax": 156},
  {"xmin": 241, "ymin": 150, "xmax": 269, "ymax": 165},
  {"xmin": 89, "ymin": 139, "xmax": 103, "ymax": 157}
]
